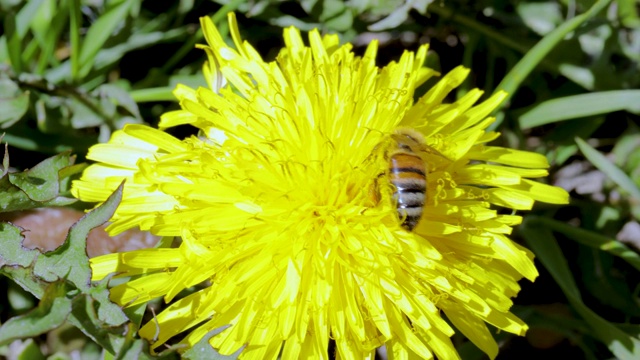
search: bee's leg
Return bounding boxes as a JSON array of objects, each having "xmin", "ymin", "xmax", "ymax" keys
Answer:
[{"xmin": 369, "ymin": 172, "xmax": 385, "ymax": 205}]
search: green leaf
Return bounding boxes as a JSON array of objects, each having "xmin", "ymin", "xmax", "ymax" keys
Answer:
[
  {"xmin": 8, "ymin": 152, "xmax": 72, "ymax": 202},
  {"xmin": 530, "ymin": 217, "xmax": 640, "ymax": 272},
  {"xmin": 29, "ymin": 0, "xmax": 56, "ymax": 46},
  {"xmin": 77, "ymin": 0, "xmax": 134, "ymax": 79},
  {"xmin": 68, "ymin": 293, "xmax": 126, "ymax": 355},
  {"xmin": 7, "ymin": 280, "xmax": 36, "ymax": 312},
  {"xmin": 123, "ymin": 303, "xmax": 147, "ymax": 329},
  {"xmin": 182, "ymin": 327, "xmax": 240, "ymax": 360},
  {"xmin": 612, "ymin": 132, "xmax": 640, "ymax": 172},
  {"xmin": 618, "ymin": 0, "xmax": 640, "ymax": 27},
  {"xmin": 0, "ymin": 182, "xmax": 147, "ymax": 356},
  {"xmin": 493, "ymin": 0, "xmax": 613, "ymax": 112},
  {"xmin": 521, "ymin": 306, "xmax": 598, "ymax": 360},
  {"xmin": 0, "ymin": 221, "xmax": 40, "ymax": 270},
  {"xmin": 69, "ymin": 0, "xmax": 81, "ymax": 79},
  {"xmin": 2, "ymin": 142, "xmax": 8, "ymax": 176},
  {"xmin": 1, "ymin": 125, "xmax": 99, "ymax": 153},
  {"xmin": 14, "ymin": 0, "xmax": 46, "ymax": 38},
  {"xmin": 94, "ymin": 84, "xmax": 142, "ymax": 121},
  {"xmin": 10, "ymin": 338, "xmax": 44, "ymax": 360},
  {"xmin": 0, "ymin": 76, "xmax": 30, "ymax": 128},
  {"xmin": 0, "ymin": 152, "xmax": 83, "ymax": 212},
  {"xmin": 4, "ymin": 9, "xmax": 22, "ymax": 73},
  {"xmin": 580, "ymin": 249, "xmax": 640, "ymax": 316},
  {"xmin": 35, "ymin": 2, "xmax": 68, "ymax": 74},
  {"xmin": 522, "ymin": 219, "xmax": 640, "ymax": 359},
  {"xmin": 576, "ymin": 137, "xmax": 640, "ymax": 200},
  {"xmin": 519, "ymin": 91, "xmax": 640, "ymax": 129},
  {"xmin": 368, "ymin": 0, "xmax": 431, "ymax": 31},
  {"xmin": 0, "ymin": 181, "xmax": 123, "ymax": 296},
  {"xmin": 552, "ymin": 144, "xmax": 578, "ymax": 165},
  {"xmin": 0, "ymin": 281, "xmax": 72, "ymax": 345},
  {"xmin": 58, "ymin": 183, "xmax": 150, "ymax": 356},
  {"xmin": 516, "ymin": 2, "xmax": 563, "ymax": 36}
]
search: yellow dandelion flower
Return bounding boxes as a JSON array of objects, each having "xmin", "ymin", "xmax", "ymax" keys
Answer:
[{"xmin": 72, "ymin": 13, "xmax": 569, "ymax": 359}]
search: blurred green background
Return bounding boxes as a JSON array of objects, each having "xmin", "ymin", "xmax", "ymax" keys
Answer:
[{"xmin": 1, "ymin": 0, "xmax": 639, "ymax": 359}]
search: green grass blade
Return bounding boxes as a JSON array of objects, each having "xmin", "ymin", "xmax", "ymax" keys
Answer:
[
  {"xmin": 77, "ymin": 0, "xmax": 134, "ymax": 79},
  {"xmin": 14, "ymin": 0, "xmax": 46, "ymax": 37},
  {"xmin": 493, "ymin": 0, "xmax": 612, "ymax": 111},
  {"xmin": 519, "ymin": 91, "xmax": 640, "ymax": 129},
  {"xmin": 4, "ymin": 11, "xmax": 23, "ymax": 73},
  {"xmin": 14, "ymin": 0, "xmax": 47, "ymax": 65},
  {"xmin": 2, "ymin": 0, "xmax": 47, "ymax": 71},
  {"xmin": 69, "ymin": 0, "xmax": 82, "ymax": 80},
  {"xmin": 530, "ymin": 216, "xmax": 640, "ymax": 272},
  {"xmin": 488, "ymin": 0, "xmax": 612, "ymax": 131},
  {"xmin": 576, "ymin": 137, "xmax": 640, "ymax": 199},
  {"xmin": 37, "ymin": 9, "xmax": 68, "ymax": 74},
  {"xmin": 522, "ymin": 219, "xmax": 640, "ymax": 359}
]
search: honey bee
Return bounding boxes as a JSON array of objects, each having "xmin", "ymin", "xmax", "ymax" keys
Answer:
[{"xmin": 387, "ymin": 129, "xmax": 444, "ymax": 231}]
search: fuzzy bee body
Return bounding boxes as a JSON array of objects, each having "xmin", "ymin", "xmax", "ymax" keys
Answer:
[{"xmin": 389, "ymin": 150, "xmax": 426, "ymax": 230}]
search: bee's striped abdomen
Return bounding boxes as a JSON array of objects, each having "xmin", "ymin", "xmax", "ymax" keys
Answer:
[{"xmin": 389, "ymin": 152, "xmax": 427, "ymax": 231}]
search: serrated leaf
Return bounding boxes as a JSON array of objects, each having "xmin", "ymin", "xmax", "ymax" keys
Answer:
[
  {"xmin": 0, "ymin": 281, "xmax": 72, "ymax": 345},
  {"xmin": 8, "ymin": 152, "xmax": 72, "ymax": 202},
  {"xmin": 182, "ymin": 327, "xmax": 239, "ymax": 360},
  {"xmin": 60, "ymin": 183, "xmax": 145, "ymax": 355},
  {"xmin": 44, "ymin": 180, "xmax": 126, "ymax": 304},
  {"xmin": 112, "ymin": 322, "xmax": 168, "ymax": 360},
  {"xmin": 0, "ymin": 152, "xmax": 79, "ymax": 212},
  {"xmin": 0, "ymin": 183, "xmax": 140, "ymax": 356},
  {"xmin": 32, "ymin": 182, "xmax": 139, "ymax": 355},
  {"xmin": 522, "ymin": 219, "xmax": 640, "ymax": 359},
  {"xmin": 123, "ymin": 303, "xmax": 147, "ymax": 329},
  {"xmin": 68, "ymin": 293, "xmax": 126, "ymax": 355},
  {"xmin": 85, "ymin": 276, "xmax": 128, "ymax": 328},
  {"xmin": 0, "ymin": 221, "xmax": 39, "ymax": 269}
]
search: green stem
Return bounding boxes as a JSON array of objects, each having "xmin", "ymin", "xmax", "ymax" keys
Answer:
[{"xmin": 529, "ymin": 216, "xmax": 640, "ymax": 272}]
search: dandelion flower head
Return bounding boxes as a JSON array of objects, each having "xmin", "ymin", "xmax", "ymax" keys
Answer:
[{"xmin": 72, "ymin": 13, "xmax": 569, "ymax": 360}]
